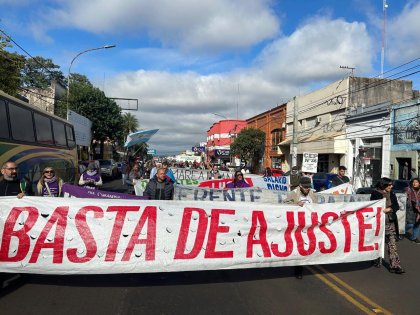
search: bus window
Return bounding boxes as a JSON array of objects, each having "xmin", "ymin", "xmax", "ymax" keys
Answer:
[
  {"xmin": 66, "ymin": 124, "xmax": 76, "ymax": 148},
  {"xmin": 0, "ymin": 99, "xmax": 9, "ymax": 139},
  {"xmin": 9, "ymin": 102, "xmax": 35, "ymax": 142},
  {"xmin": 52, "ymin": 119, "xmax": 67, "ymax": 146},
  {"xmin": 34, "ymin": 113, "xmax": 54, "ymax": 145}
]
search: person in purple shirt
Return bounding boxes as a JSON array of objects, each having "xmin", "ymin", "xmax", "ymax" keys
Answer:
[
  {"xmin": 36, "ymin": 167, "xmax": 64, "ymax": 197},
  {"xmin": 79, "ymin": 162, "xmax": 103, "ymax": 189},
  {"xmin": 226, "ymin": 171, "xmax": 250, "ymax": 188}
]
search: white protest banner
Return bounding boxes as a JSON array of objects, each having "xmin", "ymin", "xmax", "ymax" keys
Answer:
[
  {"xmin": 321, "ymin": 183, "xmax": 355, "ymax": 195},
  {"xmin": 198, "ymin": 176, "xmax": 289, "ymax": 191},
  {"xmin": 302, "ymin": 152, "xmax": 318, "ymax": 173},
  {"xmin": 0, "ymin": 197, "xmax": 385, "ymax": 275},
  {"xmin": 175, "ymin": 186, "xmax": 371, "ymax": 204},
  {"xmin": 171, "ymin": 168, "xmax": 233, "ymax": 181},
  {"xmin": 134, "ymin": 179, "xmax": 203, "ymax": 196}
]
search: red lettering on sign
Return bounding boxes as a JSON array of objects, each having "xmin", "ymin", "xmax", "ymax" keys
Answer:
[
  {"xmin": 271, "ymin": 211, "xmax": 294, "ymax": 257},
  {"xmin": 123, "ymin": 206, "xmax": 157, "ymax": 261},
  {"xmin": 67, "ymin": 206, "xmax": 103, "ymax": 263},
  {"xmin": 0, "ymin": 207, "xmax": 38, "ymax": 262},
  {"xmin": 246, "ymin": 211, "xmax": 270, "ymax": 258},
  {"xmin": 205, "ymin": 209, "xmax": 234, "ymax": 258},
  {"xmin": 29, "ymin": 207, "xmax": 69, "ymax": 264},
  {"xmin": 174, "ymin": 208, "xmax": 208, "ymax": 259},
  {"xmin": 318, "ymin": 212, "xmax": 338, "ymax": 254},
  {"xmin": 340, "ymin": 211, "xmax": 353, "ymax": 253},
  {"xmin": 105, "ymin": 206, "xmax": 140, "ymax": 262},
  {"xmin": 356, "ymin": 208, "xmax": 375, "ymax": 252},
  {"xmin": 295, "ymin": 212, "xmax": 318, "ymax": 256}
]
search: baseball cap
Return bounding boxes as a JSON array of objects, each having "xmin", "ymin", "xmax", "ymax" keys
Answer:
[{"xmin": 299, "ymin": 176, "xmax": 312, "ymax": 188}]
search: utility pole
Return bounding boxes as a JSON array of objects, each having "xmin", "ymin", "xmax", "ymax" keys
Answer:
[
  {"xmin": 292, "ymin": 96, "xmax": 298, "ymax": 168},
  {"xmin": 381, "ymin": 0, "xmax": 388, "ymax": 78}
]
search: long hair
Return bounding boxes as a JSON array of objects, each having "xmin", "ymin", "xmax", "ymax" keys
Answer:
[
  {"xmin": 232, "ymin": 171, "xmax": 243, "ymax": 185},
  {"xmin": 375, "ymin": 177, "xmax": 393, "ymax": 190}
]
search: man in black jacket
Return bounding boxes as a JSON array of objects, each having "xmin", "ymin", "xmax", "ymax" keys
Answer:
[
  {"xmin": 0, "ymin": 161, "xmax": 31, "ymax": 293},
  {"xmin": 143, "ymin": 168, "xmax": 174, "ymax": 200},
  {"xmin": 0, "ymin": 161, "xmax": 31, "ymax": 197}
]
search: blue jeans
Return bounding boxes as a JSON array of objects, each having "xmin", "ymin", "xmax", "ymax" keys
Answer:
[{"xmin": 405, "ymin": 223, "xmax": 420, "ymax": 240}]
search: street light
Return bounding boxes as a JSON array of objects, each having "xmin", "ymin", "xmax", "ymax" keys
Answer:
[{"xmin": 66, "ymin": 44, "xmax": 116, "ymax": 118}]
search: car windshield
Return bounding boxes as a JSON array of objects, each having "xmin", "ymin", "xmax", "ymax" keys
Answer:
[{"xmin": 100, "ymin": 160, "xmax": 111, "ymax": 166}]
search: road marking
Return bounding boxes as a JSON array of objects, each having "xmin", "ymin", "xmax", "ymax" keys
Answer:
[
  {"xmin": 306, "ymin": 266, "xmax": 392, "ymax": 315},
  {"xmin": 313, "ymin": 265, "xmax": 393, "ymax": 315}
]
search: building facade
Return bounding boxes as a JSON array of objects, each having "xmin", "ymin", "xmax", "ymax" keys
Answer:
[
  {"xmin": 247, "ymin": 104, "xmax": 287, "ymax": 171},
  {"xmin": 206, "ymin": 120, "xmax": 247, "ymax": 165},
  {"xmin": 283, "ymin": 77, "xmax": 416, "ymax": 174}
]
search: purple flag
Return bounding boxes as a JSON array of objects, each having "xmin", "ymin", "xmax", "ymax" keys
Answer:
[{"xmin": 62, "ymin": 184, "xmax": 146, "ymax": 200}]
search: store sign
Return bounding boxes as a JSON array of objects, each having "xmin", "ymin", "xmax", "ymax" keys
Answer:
[
  {"xmin": 192, "ymin": 146, "xmax": 206, "ymax": 153},
  {"xmin": 215, "ymin": 149, "xmax": 230, "ymax": 157}
]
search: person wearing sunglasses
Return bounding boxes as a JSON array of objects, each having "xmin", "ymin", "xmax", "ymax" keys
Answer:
[
  {"xmin": 0, "ymin": 161, "xmax": 32, "ymax": 198},
  {"xmin": 226, "ymin": 171, "xmax": 250, "ymax": 188},
  {"xmin": 36, "ymin": 167, "xmax": 64, "ymax": 197}
]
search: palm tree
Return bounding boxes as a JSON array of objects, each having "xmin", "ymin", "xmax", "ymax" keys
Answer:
[{"xmin": 122, "ymin": 112, "xmax": 139, "ymax": 140}]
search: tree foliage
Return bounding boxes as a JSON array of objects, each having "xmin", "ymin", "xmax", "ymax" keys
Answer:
[
  {"xmin": 122, "ymin": 112, "xmax": 139, "ymax": 140},
  {"xmin": 230, "ymin": 128, "xmax": 265, "ymax": 167},
  {"xmin": 0, "ymin": 33, "xmax": 25, "ymax": 96},
  {"xmin": 21, "ymin": 56, "xmax": 65, "ymax": 88}
]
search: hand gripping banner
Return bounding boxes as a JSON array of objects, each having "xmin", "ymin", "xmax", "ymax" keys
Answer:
[{"xmin": 0, "ymin": 197, "xmax": 385, "ymax": 275}]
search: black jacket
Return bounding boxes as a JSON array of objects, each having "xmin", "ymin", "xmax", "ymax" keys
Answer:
[
  {"xmin": 0, "ymin": 177, "xmax": 32, "ymax": 196},
  {"xmin": 370, "ymin": 189, "xmax": 399, "ymax": 221},
  {"xmin": 143, "ymin": 177, "xmax": 174, "ymax": 200}
]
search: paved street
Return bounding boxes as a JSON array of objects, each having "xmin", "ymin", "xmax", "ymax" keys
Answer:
[{"xmin": 0, "ymin": 179, "xmax": 419, "ymax": 314}]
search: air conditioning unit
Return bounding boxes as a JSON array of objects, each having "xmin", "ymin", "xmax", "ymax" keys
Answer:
[{"xmin": 316, "ymin": 117, "xmax": 322, "ymax": 123}]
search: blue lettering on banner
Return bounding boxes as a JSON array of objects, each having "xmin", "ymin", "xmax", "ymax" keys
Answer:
[{"xmin": 267, "ymin": 183, "xmax": 288, "ymax": 191}]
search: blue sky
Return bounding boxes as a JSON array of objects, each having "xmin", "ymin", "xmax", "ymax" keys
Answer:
[{"xmin": 1, "ymin": 0, "xmax": 419, "ymax": 155}]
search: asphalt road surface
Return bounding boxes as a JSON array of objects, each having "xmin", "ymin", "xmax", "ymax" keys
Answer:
[{"xmin": 1, "ymin": 179, "xmax": 419, "ymax": 314}]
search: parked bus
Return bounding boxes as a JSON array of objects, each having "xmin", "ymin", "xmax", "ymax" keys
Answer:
[{"xmin": 0, "ymin": 90, "xmax": 78, "ymax": 191}]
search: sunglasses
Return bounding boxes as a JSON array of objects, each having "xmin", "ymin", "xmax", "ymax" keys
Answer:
[
  {"xmin": 236, "ymin": 173, "xmax": 243, "ymax": 177},
  {"xmin": 3, "ymin": 167, "xmax": 18, "ymax": 171},
  {"xmin": 44, "ymin": 170, "xmax": 54, "ymax": 174}
]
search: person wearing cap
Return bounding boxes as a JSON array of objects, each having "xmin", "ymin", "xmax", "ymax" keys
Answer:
[
  {"xmin": 285, "ymin": 176, "xmax": 317, "ymax": 279},
  {"xmin": 79, "ymin": 162, "xmax": 102, "ymax": 188},
  {"xmin": 332, "ymin": 166, "xmax": 350, "ymax": 187},
  {"xmin": 289, "ymin": 166, "xmax": 300, "ymax": 190}
]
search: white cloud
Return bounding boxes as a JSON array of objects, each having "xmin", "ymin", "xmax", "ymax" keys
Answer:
[
  {"xmin": 34, "ymin": 0, "xmax": 279, "ymax": 53},
  {"xmin": 387, "ymin": 1, "xmax": 420, "ymax": 65},
  {"xmin": 256, "ymin": 17, "xmax": 373, "ymax": 84},
  {"xmin": 102, "ymin": 16, "xmax": 374, "ymax": 155}
]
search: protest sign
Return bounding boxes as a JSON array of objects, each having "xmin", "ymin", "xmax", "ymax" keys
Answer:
[
  {"xmin": 62, "ymin": 184, "xmax": 145, "ymax": 200},
  {"xmin": 0, "ymin": 197, "xmax": 385, "ymax": 274},
  {"xmin": 198, "ymin": 176, "xmax": 289, "ymax": 191},
  {"xmin": 321, "ymin": 183, "xmax": 355, "ymax": 195},
  {"xmin": 171, "ymin": 168, "xmax": 233, "ymax": 181},
  {"xmin": 175, "ymin": 185, "xmax": 371, "ymax": 204},
  {"xmin": 302, "ymin": 152, "xmax": 318, "ymax": 173}
]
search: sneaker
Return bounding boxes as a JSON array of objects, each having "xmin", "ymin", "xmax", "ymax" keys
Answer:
[
  {"xmin": 410, "ymin": 239, "xmax": 420, "ymax": 244},
  {"xmin": 389, "ymin": 267, "xmax": 405, "ymax": 274}
]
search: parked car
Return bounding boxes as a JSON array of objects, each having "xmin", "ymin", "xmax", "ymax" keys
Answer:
[
  {"xmin": 98, "ymin": 159, "xmax": 119, "ymax": 179},
  {"xmin": 312, "ymin": 172, "xmax": 338, "ymax": 191},
  {"xmin": 356, "ymin": 179, "xmax": 409, "ymax": 195}
]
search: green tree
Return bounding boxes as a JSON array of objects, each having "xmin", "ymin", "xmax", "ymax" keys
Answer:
[
  {"xmin": 0, "ymin": 32, "xmax": 25, "ymax": 96},
  {"xmin": 230, "ymin": 128, "xmax": 265, "ymax": 171},
  {"xmin": 59, "ymin": 76, "xmax": 124, "ymax": 158},
  {"xmin": 21, "ymin": 56, "xmax": 65, "ymax": 88},
  {"xmin": 122, "ymin": 112, "xmax": 139, "ymax": 140}
]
